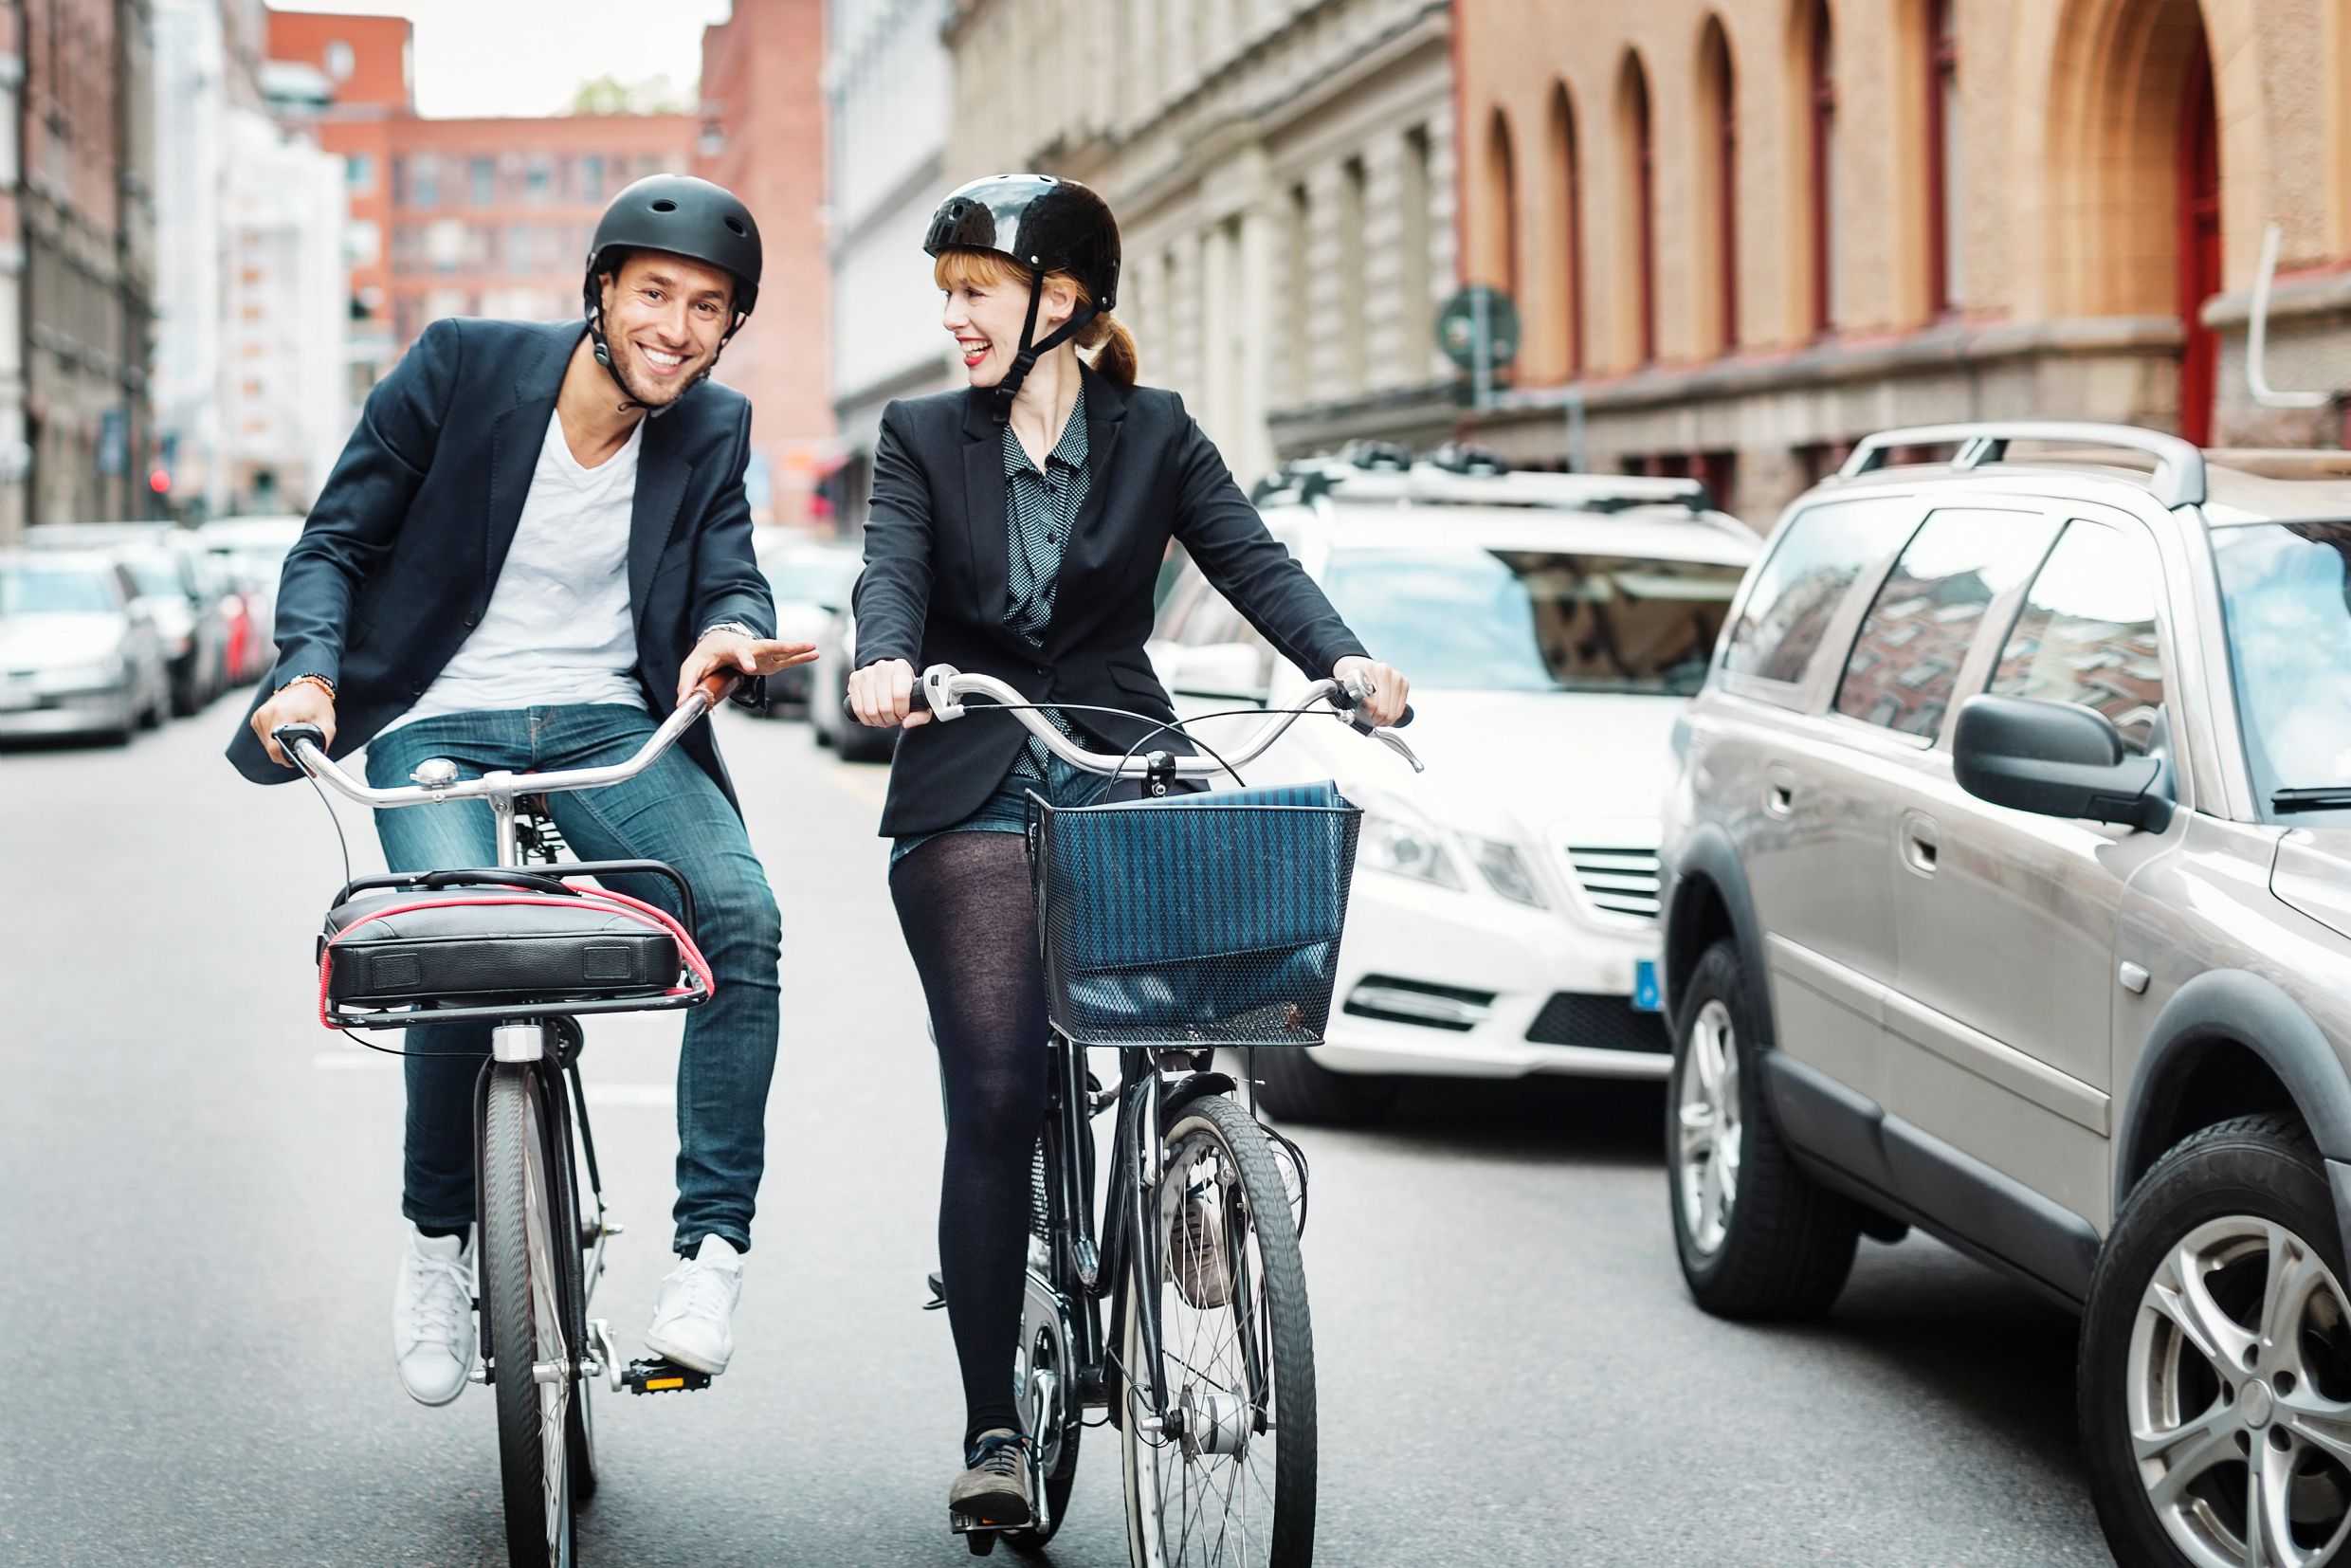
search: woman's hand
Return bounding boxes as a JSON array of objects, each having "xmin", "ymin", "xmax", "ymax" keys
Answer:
[
  {"xmin": 1333, "ymin": 655, "xmax": 1410, "ymax": 728},
  {"xmin": 847, "ymin": 657, "xmax": 931, "ymax": 729}
]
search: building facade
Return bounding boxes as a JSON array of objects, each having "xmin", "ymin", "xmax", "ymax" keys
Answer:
[
  {"xmin": 1457, "ymin": 0, "xmax": 2351, "ymax": 522},
  {"xmin": 3, "ymin": 0, "xmax": 160, "ymax": 538},
  {"xmin": 698, "ymin": 0, "xmax": 833, "ymax": 530},
  {"xmin": 941, "ymin": 0, "xmax": 1457, "ymax": 484},
  {"xmin": 825, "ymin": 0, "xmax": 956, "ymax": 529}
]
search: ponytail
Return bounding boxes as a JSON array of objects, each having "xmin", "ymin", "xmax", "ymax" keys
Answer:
[{"xmin": 1078, "ymin": 311, "xmax": 1139, "ymax": 386}]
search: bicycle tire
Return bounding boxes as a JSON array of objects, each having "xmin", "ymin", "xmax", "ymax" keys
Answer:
[
  {"xmin": 1120, "ymin": 1092, "xmax": 1317, "ymax": 1567},
  {"xmin": 554, "ymin": 1082, "xmax": 597, "ymax": 1506},
  {"xmin": 483, "ymin": 1063, "xmax": 577, "ymax": 1568}
]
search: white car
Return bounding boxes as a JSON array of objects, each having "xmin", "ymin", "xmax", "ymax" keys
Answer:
[{"xmin": 1147, "ymin": 452, "xmax": 1759, "ymax": 1122}]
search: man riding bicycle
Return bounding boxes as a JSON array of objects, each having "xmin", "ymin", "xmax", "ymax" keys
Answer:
[{"xmin": 228, "ymin": 175, "xmax": 811, "ymax": 1407}]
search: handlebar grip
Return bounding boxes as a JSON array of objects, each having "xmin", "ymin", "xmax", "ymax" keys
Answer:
[
  {"xmin": 691, "ymin": 670, "xmax": 737, "ymax": 708},
  {"xmin": 273, "ymin": 722, "xmax": 327, "ymax": 757}
]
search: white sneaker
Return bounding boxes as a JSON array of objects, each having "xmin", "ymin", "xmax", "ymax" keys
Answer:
[
  {"xmin": 392, "ymin": 1227, "xmax": 476, "ymax": 1406},
  {"xmin": 644, "ymin": 1234, "xmax": 743, "ymax": 1375}
]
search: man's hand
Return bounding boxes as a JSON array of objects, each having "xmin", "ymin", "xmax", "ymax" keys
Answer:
[
  {"xmin": 678, "ymin": 628, "xmax": 820, "ymax": 705},
  {"xmin": 847, "ymin": 657, "xmax": 930, "ymax": 729},
  {"xmin": 1333, "ymin": 655, "xmax": 1410, "ymax": 728},
  {"xmin": 252, "ymin": 679, "xmax": 337, "ymax": 767}
]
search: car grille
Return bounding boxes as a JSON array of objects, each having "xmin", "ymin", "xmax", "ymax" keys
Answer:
[
  {"xmin": 1524, "ymin": 993, "xmax": 1670, "ymax": 1054},
  {"xmin": 1562, "ymin": 845, "xmax": 1662, "ymax": 920}
]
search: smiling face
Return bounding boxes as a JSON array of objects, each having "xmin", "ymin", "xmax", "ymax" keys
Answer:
[
  {"xmin": 936, "ymin": 249, "xmax": 1078, "ymax": 390},
  {"xmin": 595, "ymin": 249, "xmax": 737, "ymax": 407}
]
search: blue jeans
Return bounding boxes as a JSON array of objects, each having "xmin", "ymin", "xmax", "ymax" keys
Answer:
[
  {"xmin": 888, "ymin": 752, "xmax": 1120, "ymax": 866},
  {"xmin": 364, "ymin": 705, "xmax": 782, "ymax": 1257}
]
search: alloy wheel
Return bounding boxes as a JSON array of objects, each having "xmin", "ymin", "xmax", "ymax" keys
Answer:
[
  {"xmin": 1675, "ymin": 998, "xmax": 1742, "ymax": 1257},
  {"xmin": 2128, "ymin": 1215, "xmax": 2351, "ymax": 1567}
]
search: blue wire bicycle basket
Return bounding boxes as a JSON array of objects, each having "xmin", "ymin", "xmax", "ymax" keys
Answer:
[{"xmin": 1027, "ymin": 780, "xmax": 1363, "ymax": 1048}]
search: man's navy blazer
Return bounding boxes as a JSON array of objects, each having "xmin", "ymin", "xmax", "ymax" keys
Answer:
[
  {"xmin": 853, "ymin": 366, "xmax": 1368, "ymax": 838},
  {"xmin": 225, "ymin": 319, "xmax": 775, "ymax": 811}
]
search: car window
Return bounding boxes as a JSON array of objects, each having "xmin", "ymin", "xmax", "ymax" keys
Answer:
[
  {"xmin": 1722, "ymin": 498, "xmax": 1919, "ymax": 684},
  {"xmin": 1990, "ymin": 520, "xmax": 2165, "ymax": 755},
  {"xmin": 0, "ymin": 563, "xmax": 118, "ymax": 613},
  {"xmin": 1834, "ymin": 509, "xmax": 2055, "ymax": 739}
]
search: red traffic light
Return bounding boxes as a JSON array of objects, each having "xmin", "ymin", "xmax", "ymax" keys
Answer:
[{"xmin": 148, "ymin": 468, "xmax": 171, "ymax": 494}]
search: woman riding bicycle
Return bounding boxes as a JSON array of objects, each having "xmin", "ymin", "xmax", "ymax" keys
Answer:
[{"xmin": 846, "ymin": 173, "xmax": 1409, "ymax": 1525}]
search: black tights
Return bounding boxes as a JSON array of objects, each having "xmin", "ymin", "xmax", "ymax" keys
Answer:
[{"xmin": 889, "ymin": 830, "xmax": 1048, "ymax": 1449}]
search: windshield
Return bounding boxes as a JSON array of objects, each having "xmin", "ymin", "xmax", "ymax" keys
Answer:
[
  {"xmin": 764, "ymin": 549, "xmax": 858, "ymax": 608},
  {"xmin": 2214, "ymin": 521, "xmax": 2351, "ymax": 823},
  {"xmin": 0, "ymin": 563, "xmax": 117, "ymax": 614},
  {"xmin": 1320, "ymin": 546, "xmax": 1747, "ymax": 696},
  {"xmin": 119, "ymin": 553, "xmax": 184, "ymax": 599}
]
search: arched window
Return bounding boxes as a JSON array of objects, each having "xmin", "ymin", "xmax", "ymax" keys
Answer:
[
  {"xmin": 1619, "ymin": 53, "xmax": 1658, "ymax": 364},
  {"xmin": 1485, "ymin": 107, "xmax": 1522, "ymax": 298},
  {"xmin": 1800, "ymin": 0, "xmax": 1837, "ymax": 335},
  {"xmin": 1699, "ymin": 16, "xmax": 1739, "ymax": 353},
  {"xmin": 1548, "ymin": 82, "xmax": 1586, "ymax": 376},
  {"xmin": 1923, "ymin": 0, "xmax": 1960, "ymax": 315}
]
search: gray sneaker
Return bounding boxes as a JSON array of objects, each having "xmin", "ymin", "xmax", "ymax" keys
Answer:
[{"xmin": 949, "ymin": 1430, "xmax": 1032, "ymax": 1528}]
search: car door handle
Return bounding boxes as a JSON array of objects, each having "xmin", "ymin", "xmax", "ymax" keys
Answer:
[
  {"xmin": 1764, "ymin": 765, "xmax": 1796, "ymax": 817},
  {"xmin": 1901, "ymin": 810, "xmax": 1940, "ymax": 876}
]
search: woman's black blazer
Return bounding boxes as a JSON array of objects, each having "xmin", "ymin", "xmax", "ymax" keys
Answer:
[{"xmin": 853, "ymin": 365, "xmax": 1368, "ymax": 838}]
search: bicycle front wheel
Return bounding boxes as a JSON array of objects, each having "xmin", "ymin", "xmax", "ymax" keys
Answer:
[
  {"xmin": 483, "ymin": 1063, "xmax": 578, "ymax": 1568},
  {"xmin": 1120, "ymin": 1092, "xmax": 1317, "ymax": 1567}
]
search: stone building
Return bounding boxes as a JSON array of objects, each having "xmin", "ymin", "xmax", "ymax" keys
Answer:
[
  {"xmin": 825, "ymin": 0, "xmax": 957, "ymax": 529},
  {"xmin": 941, "ymin": 0, "xmax": 1457, "ymax": 483},
  {"xmin": 1456, "ymin": 0, "xmax": 2351, "ymax": 522}
]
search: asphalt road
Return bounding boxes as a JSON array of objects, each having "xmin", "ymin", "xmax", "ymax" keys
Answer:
[{"xmin": 0, "ymin": 699, "xmax": 2116, "ymax": 1566}]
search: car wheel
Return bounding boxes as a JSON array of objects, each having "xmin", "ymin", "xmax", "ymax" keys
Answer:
[
  {"xmin": 1253, "ymin": 1046, "xmax": 1394, "ymax": 1126},
  {"xmin": 2080, "ymin": 1113, "xmax": 2351, "ymax": 1568},
  {"xmin": 1667, "ymin": 938, "xmax": 1859, "ymax": 1319},
  {"xmin": 811, "ymin": 719, "xmax": 834, "ymax": 749}
]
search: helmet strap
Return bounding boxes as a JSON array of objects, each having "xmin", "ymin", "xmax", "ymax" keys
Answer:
[{"xmin": 989, "ymin": 271, "xmax": 1096, "ymax": 424}]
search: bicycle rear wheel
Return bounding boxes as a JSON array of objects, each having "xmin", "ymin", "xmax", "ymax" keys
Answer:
[
  {"xmin": 483, "ymin": 1062, "xmax": 579, "ymax": 1568},
  {"xmin": 1120, "ymin": 1092, "xmax": 1317, "ymax": 1567}
]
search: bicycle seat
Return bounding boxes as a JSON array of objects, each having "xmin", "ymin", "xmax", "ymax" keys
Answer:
[{"xmin": 319, "ymin": 880, "xmax": 690, "ymax": 1012}]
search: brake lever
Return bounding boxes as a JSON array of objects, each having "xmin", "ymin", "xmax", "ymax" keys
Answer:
[{"xmin": 1371, "ymin": 728, "xmax": 1426, "ymax": 774}]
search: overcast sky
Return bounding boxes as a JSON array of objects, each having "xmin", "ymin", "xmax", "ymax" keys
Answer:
[{"xmin": 273, "ymin": 0, "xmax": 737, "ymax": 119}]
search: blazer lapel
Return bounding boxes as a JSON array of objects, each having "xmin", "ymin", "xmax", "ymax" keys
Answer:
[
  {"xmin": 1068, "ymin": 366, "xmax": 1126, "ymax": 558},
  {"xmin": 629, "ymin": 415, "xmax": 690, "ymax": 629},
  {"xmin": 959, "ymin": 388, "xmax": 1009, "ymax": 613}
]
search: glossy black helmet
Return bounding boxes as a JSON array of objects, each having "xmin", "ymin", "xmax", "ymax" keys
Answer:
[
  {"xmin": 924, "ymin": 173, "xmax": 1120, "ymax": 313},
  {"xmin": 584, "ymin": 174, "xmax": 763, "ymax": 323}
]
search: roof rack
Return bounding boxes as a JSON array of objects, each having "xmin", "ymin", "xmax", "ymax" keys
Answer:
[
  {"xmin": 1839, "ymin": 421, "xmax": 2207, "ymax": 508},
  {"xmin": 1251, "ymin": 448, "xmax": 1722, "ymax": 517}
]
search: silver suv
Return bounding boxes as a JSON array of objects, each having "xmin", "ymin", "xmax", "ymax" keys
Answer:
[{"xmin": 1655, "ymin": 423, "xmax": 2351, "ymax": 1568}]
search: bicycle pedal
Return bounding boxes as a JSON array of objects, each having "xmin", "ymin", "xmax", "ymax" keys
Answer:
[
  {"xmin": 923, "ymin": 1270, "xmax": 946, "ymax": 1311},
  {"xmin": 948, "ymin": 1510, "xmax": 1006, "ymax": 1553},
  {"xmin": 621, "ymin": 1358, "xmax": 712, "ymax": 1395}
]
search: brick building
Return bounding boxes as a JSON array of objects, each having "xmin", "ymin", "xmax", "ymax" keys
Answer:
[
  {"xmin": 0, "ymin": 0, "xmax": 160, "ymax": 538},
  {"xmin": 1456, "ymin": 0, "xmax": 2351, "ymax": 522},
  {"xmin": 697, "ymin": 0, "xmax": 833, "ymax": 529},
  {"xmin": 942, "ymin": 0, "xmax": 1457, "ymax": 484}
]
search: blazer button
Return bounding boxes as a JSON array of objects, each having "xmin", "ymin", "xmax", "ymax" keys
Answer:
[{"xmin": 462, "ymin": 611, "xmax": 480, "ymax": 628}]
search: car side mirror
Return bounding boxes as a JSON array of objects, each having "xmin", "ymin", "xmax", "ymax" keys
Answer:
[
  {"xmin": 1952, "ymin": 694, "xmax": 2173, "ymax": 831},
  {"xmin": 1160, "ymin": 642, "xmax": 1268, "ymax": 703}
]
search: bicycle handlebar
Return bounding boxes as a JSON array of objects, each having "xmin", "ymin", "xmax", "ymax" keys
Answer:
[
  {"xmin": 274, "ymin": 675, "xmax": 731, "ymax": 810},
  {"xmin": 902, "ymin": 665, "xmax": 1424, "ymax": 777}
]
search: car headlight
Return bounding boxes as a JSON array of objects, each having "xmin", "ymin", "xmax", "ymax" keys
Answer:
[
  {"xmin": 1467, "ymin": 837, "xmax": 1548, "ymax": 908},
  {"xmin": 1358, "ymin": 810, "xmax": 1464, "ymax": 889}
]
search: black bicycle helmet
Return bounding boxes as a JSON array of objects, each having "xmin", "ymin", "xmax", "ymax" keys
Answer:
[
  {"xmin": 924, "ymin": 173, "xmax": 1121, "ymax": 421},
  {"xmin": 582, "ymin": 174, "xmax": 762, "ymax": 405}
]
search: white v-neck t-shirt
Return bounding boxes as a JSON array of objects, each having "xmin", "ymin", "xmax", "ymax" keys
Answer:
[{"xmin": 382, "ymin": 410, "xmax": 647, "ymax": 732}]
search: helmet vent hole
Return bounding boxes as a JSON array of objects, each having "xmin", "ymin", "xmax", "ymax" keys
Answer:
[
  {"xmin": 724, "ymin": 216, "xmax": 746, "ymax": 235},
  {"xmin": 650, "ymin": 198, "xmax": 678, "ymax": 213}
]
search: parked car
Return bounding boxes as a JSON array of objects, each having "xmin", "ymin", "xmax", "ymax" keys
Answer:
[
  {"xmin": 199, "ymin": 515, "xmax": 303, "ymax": 682},
  {"xmin": 0, "ymin": 550, "xmax": 170, "ymax": 743},
  {"xmin": 26, "ymin": 523, "xmax": 231, "ymax": 714},
  {"xmin": 1653, "ymin": 422, "xmax": 2351, "ymax": 1568},
  {"xmin": 1149, "ymin": 447, "xmax": 1759, "ymax": 1122},
  {"xmin": 750, "ymin": 529, "xmax": 860, "ymax": 715},
  {"xmin": 808, "ymin": 604, "xmax": 898, "ymax": 762}
]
